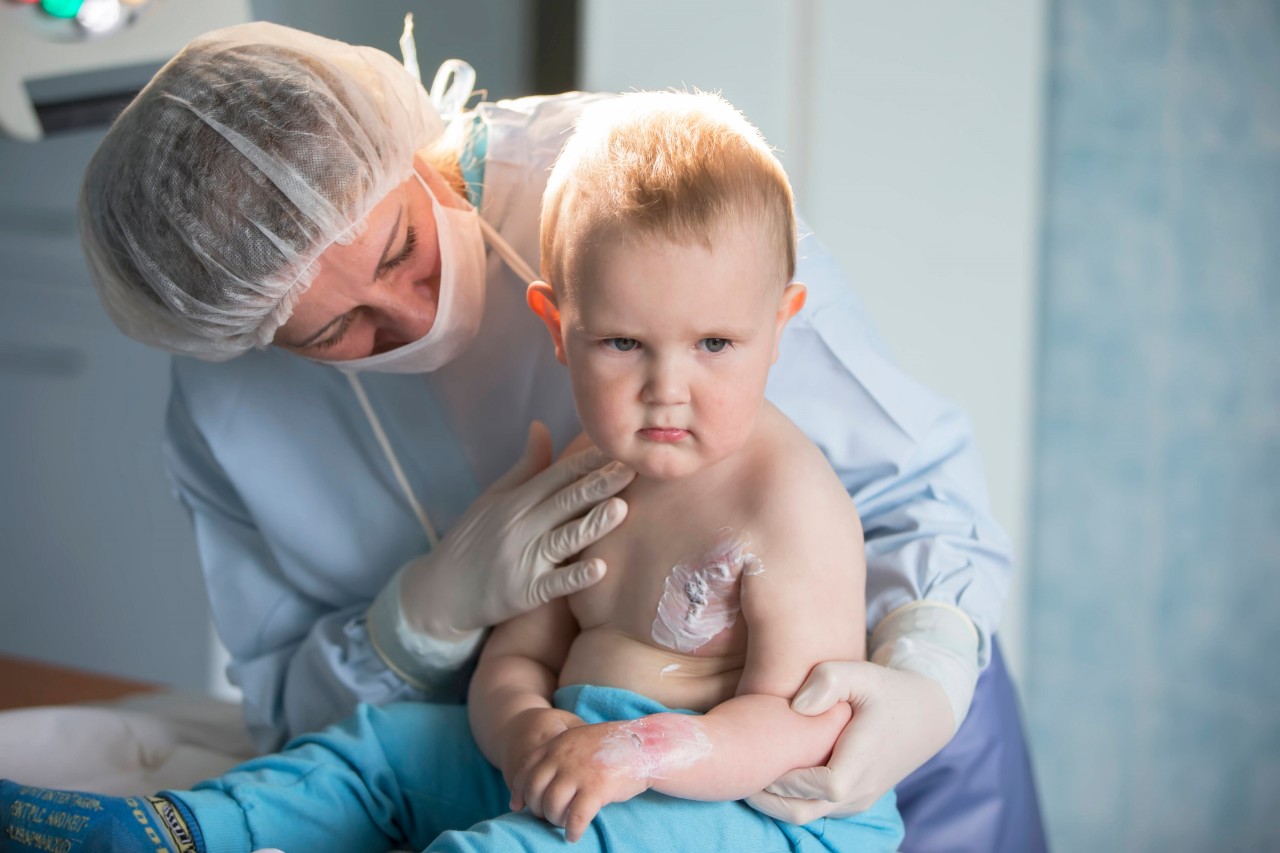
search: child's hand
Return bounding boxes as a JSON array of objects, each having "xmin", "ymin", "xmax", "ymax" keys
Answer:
[
  {"xmin": 510, "ymin": 722, "xmax": 651, "ymax": 843},
  {"xmin": 500, "ymin": 707, "xmax": 586, "ymax": 789}
]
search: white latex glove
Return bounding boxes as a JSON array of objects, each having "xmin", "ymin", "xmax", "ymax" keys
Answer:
[
  {"xmin": 368, "ymin": 422, "xmax": 633, "ymax": 686},
  {"xmin": 407, "ymin": 421, "xmax": 633, "ymax": 635},
  {"xmin": 747, "ymin": 603, "xmax": 980, "ymax": 822}
]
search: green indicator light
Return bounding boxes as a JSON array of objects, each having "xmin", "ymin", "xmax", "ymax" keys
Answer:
[{"xmin": 41, "ymin": 0, "xmax": 84, "ymax": 18}]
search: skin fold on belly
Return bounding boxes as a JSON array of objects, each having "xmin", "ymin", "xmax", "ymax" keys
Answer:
[{"xmin": 559, "ymin": 626, "xmax": 746, "ymax": 713}]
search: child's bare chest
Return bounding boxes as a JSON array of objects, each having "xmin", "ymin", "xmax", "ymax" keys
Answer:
[{"xmin": 570, "ymin": 488, "xmax": 761, "ymax": 658}]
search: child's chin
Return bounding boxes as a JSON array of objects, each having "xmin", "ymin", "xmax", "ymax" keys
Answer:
[{"xmin": 630, "ymin": 453, "xmax": 702, "ymax": 482}]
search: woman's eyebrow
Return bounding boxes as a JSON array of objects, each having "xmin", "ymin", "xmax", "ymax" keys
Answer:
[{"xmin": 373, "ymin": 207, "xmax": 405, "ymax": 281}]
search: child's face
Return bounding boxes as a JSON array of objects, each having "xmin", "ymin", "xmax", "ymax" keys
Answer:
[{"xmin": 530, "ymin": 219, "xmax": 804, "ymax": 481}]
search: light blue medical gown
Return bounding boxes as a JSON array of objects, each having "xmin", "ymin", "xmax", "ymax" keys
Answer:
[{"xmin": 162, "ymin": 92, "xmax": 1012, "ymax": 753}]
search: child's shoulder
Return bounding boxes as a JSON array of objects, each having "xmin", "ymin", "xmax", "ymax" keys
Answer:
[
  {"xmin": 740, "ymin": 403, "xmax": 854, "ymax": 519},
  {"xmin": 733, "ymin": 404, "xmax": 863, "ymax": 583}
]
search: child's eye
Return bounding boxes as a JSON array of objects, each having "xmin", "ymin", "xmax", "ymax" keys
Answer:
[
  {"xmin": 700, "ymin": 338, "xmax": 732, "ymax": 353},
  {"xmin": 603, "ymin": 338, "xmax": 640, "ymax": 352}
]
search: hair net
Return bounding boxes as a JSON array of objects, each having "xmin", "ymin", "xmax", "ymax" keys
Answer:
[{"xmin": 79, "ymin": 21, "xmax": 445, "ymax": 360}]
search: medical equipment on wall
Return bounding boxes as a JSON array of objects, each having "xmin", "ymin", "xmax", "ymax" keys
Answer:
[{"xmin": 0, "ymin": 0, "xmax": 249, "ymax": 140}]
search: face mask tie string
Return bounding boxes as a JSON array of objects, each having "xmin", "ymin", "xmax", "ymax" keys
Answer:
[
  {"xmin": 339, "ymin": 180, "xmax": 536, "ymax": 546},
  {"xmin": 398, "ymin": 10, "xmax": 477, "ymax": 123},
  {"xmin": 430, "ymin": 60, "xmax": 476, "ymax": 123},
  {"xmin": 398, "ymin": 13, "xmax": 422, "ymax": 84},
  {"xmin": 346, "ymin": 371, "xmax": 440, "ymax": 546}
]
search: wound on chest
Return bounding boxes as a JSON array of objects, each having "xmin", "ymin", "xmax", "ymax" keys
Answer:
[{"xmin": 650, "ymin": 528, "xmax": 763, "ymax": 654}]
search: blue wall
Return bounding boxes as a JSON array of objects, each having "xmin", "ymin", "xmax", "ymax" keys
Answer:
[{"xmin": 1029, "ymin": 0, "xmax": 1280, "ymax": 848}]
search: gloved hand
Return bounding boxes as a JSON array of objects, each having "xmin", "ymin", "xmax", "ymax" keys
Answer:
[
  {"xmin": 746, "ymin": 662, "xmax": 954, "ymax": 822},
  {"xmin": 746, "ymin": 603, "xmax": 980, "ymax": 822},
  {"xmin": 399, "ymin": 421, "xmax": 633, "ymax": 640}
]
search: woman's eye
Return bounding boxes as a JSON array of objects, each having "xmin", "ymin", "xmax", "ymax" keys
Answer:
[
  {"xmin": 603, "ymin": 338, "xmax": 640, "ymax": 352},
  {"xmin": 313, "ymin": 313, "xmax": 354, "ymax": 350},
  {"xmin": 700, "ymin": 338, "xmax": 731, "ymax": 353}
]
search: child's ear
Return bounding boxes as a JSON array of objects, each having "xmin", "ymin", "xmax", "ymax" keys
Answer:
[
  {"xmin": 527, "ymin": 281, "xmax": 567, "ymax": 365},
  {"xmin": 771, "ymin": 283, "xmax": 807, "ymax": 363}
]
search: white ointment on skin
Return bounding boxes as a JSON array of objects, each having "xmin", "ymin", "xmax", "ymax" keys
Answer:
[
  {"xmin": 593, "ymin": 714, "xmax": 712, "ymax": 780},
  {"xmin": 651, "ymin": 529, "xmax": 763, "ymax": 653}
]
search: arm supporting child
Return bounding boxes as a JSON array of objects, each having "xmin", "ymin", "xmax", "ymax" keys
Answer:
[{"xmin": 749, "ymin": 601, "xmax": 979, "ymax": 821}]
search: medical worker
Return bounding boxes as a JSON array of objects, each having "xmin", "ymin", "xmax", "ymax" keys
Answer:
[{"xmin": 75, "ymin": 21, "xmax": 1042, "ymax": 852}]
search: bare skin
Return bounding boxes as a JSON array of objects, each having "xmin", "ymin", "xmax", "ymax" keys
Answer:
[{"xmin": 561, "ymin": 403, "xmax": 859, "ymax": 712}]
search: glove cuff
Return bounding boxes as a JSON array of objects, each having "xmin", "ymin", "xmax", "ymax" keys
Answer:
[
  {"xmin": 869, "ymin": 601, "xmax": 980, "ymax": 733},
  {"xmin": 367, "ymin": 562, "xmax": 485, "ymax": 691}
]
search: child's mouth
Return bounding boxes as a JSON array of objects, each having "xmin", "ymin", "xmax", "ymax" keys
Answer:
[{"xmin": 639, "ymin": 428, "xmax": 689, "ymax": 443}]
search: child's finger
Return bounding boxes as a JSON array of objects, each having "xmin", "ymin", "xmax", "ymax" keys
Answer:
[
  {"xmin": 521, "ymin": 761, "xmax": 558, "ymax": 819},
  {"xmin": 509, "ymin": 745, "xmax": 547, "ymax": 806},
  {"xmin": 541, "ymin": 777, "xmax": 578, "ymax": 829},
  {"xmin": 564, "ymin": 793, "xmax": 600, "ymax": 844}
]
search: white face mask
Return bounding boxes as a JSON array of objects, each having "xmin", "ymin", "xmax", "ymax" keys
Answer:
[{"xmin": 334, "ymin": 171, "xmax": 487, "ymax": 374}]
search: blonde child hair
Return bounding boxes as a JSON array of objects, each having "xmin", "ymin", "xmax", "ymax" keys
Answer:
[{"xmin": 540, "ymin": 91, "xmax": 797, "ymax": 298}]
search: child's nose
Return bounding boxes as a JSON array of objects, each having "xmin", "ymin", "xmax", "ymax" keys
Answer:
[{"xmin": 641, "ymin": 355, "xmax": 691, "ymax": 406}]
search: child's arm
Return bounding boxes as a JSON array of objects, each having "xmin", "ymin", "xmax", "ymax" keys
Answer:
[
  {"xmin": 514, "ymin": 455, "xmax": 866, "ymax": 840},
  {"xmin": 469, "ymin": 432, "xmax": 613, "ymax": 783},
  {"xmin": 468, "ymin": 595, "xmax": 582, "ymax": 786},
  {"xmin": 641, "ymin": 470, "xmax": 867, "ymax": 799}
]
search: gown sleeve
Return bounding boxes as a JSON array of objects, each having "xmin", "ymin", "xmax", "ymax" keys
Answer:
[
  {"xmin": 163, "ymin": 366, "xmax": 470, "ymax": 752},
  {"xmin": 769, "ymin": 220, "xmax": 1014, "ymax": 669}
]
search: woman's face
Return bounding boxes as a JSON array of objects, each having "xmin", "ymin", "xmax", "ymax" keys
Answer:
[{"xmin": 274, "ymin": 157, "xmax": 453, "ymax": 361}]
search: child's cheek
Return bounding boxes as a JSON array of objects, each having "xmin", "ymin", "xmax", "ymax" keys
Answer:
[{"xmin": 570, "ymin": 373, "xmax": 624, "ymax": 454}]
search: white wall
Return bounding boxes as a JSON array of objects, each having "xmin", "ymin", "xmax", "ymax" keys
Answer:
[{"xmin": 582, "ymin": 0, "xmax": 1045, "ymax": 679}]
